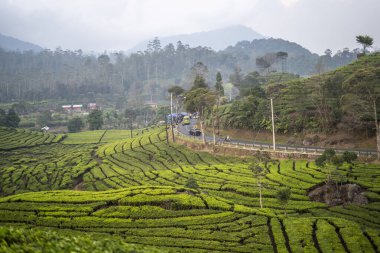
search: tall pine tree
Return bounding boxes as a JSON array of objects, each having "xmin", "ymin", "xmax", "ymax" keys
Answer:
[
  {"xmin": 215, "ymin": 72, "xmax": 224, "ymax": 96},
  {"xmin": 193, "ymin": 75, "xmax": 207, "ymax": 89}
]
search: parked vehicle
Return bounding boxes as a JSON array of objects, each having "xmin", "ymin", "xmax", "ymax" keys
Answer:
[{"xmin": 189, "ymin": 128, "xmax": 202, "ymax": 136}]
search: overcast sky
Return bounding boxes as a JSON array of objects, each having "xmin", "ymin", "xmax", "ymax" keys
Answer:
[{"xmin": 0, "ymin": 0, "xmax": 379, "ymax": 54}]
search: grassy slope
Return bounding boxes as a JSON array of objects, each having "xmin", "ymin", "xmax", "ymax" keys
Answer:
[{"xmin": 0, "ymin": 127, "xmax": 379, "ymax": 252}]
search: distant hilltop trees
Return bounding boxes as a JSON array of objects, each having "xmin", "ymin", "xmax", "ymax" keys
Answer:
[{"xmin": 0, "ymin": 37, "xmax": 365, "ymax": 103}]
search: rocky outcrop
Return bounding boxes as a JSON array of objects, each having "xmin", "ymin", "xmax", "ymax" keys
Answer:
[
  {"xmin": 308, "ymin": 183, "xmax": 368, "ymax": 206},
  {"xmin": 302, "ymin": 134, "xmax": 320, "ymax": 146}
]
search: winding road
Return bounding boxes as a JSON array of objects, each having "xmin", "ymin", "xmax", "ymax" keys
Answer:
[{"xmin": 176, "ymin": 119, "xmax": 377, "ymax": 156}]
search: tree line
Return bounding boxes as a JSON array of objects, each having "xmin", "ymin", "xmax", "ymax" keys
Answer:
[
  {"xmin": 211, "ymin": 53, "xmax": 379, "ymax": 136},
  {"xmin": 0, "ymin": 38, "xmax": 360, "ymax": 104}
]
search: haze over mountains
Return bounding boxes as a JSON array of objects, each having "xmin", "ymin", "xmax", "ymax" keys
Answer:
[
  {"xmin": 130, "ymin": 25, "xmax": 265, "ymax": 52},
  {"xmin": 0, "ymin": 23, "xmax": 361, "ymax": 103},
  {"xmin": 0, "ymin": 33, "xmax": 42, "ymax": 52},
  {"xmin": 0, "ymin": 25, "xmax": 267, "ymax": 53}
]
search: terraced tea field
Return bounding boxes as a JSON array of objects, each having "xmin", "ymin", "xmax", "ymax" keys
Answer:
[
  {"xmin": 0, "ymin": 126, "xmax": 379, "ymax": 252},
  {"xmin": 0, "ymin": 127, "xmax": 64, "ymax": 150}
]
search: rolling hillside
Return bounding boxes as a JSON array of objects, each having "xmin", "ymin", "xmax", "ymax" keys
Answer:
[{"xmin": 0, "ymin": 127, "xmax": 379, "ymax": 252}]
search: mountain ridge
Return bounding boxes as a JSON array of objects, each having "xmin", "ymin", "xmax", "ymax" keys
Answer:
[
  {"xmin": 0, "ymin": 33, "xmax": 43, "ymax": 52},
  {"xmin": 130, "ymin": 25, "xmax": 265, "ymax": 52}
]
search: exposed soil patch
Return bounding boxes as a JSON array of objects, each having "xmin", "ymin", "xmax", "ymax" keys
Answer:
[
  {"xmin": 91, "ymin": 150, "xmax": 103, "ymax": 165},
  {"xmin": 308, "ymin": 183, "xmax": 368, "ymax": 206},
  {"xmin": 74, "ymin": 181, "xmax": 84, "ymax": 191}
]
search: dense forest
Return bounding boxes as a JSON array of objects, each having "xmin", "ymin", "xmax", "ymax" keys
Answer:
[
  {"xmin": 0, "ymin": 38, "xmax": 358, "ymax": 104},
  {"xmin": 208, "ymin": 53, "xmax": 380, "ymax": 138}
]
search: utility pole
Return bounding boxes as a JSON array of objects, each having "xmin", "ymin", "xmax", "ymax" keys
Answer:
[
  {"xmin": 170, "ymin": 93, "xmax": 175, "ymax": 142},
  {"xmin": 214, "ymin": 93, "xmax": 221, "ymax": 145},
  {"xmin": 130, "ymin": 120, "xmax": 133, "ymax": 138},
  {"xmin": 270, "ymin": 98, "xmax": 276, "ymax": 151},
  {"xmin": 212, "ymin": 108, "xmax": 216, "ymax": 145},
  {"xmin": 144, "ymin": 111, "xmax": 147, "ymax": 127},
  {"xmin": 170, "ymin": 93, "xmax": 173, "ymax": 116},
  {"xmin": 165, "ymin": 115, "xmax": 169, "ymax": 143}
]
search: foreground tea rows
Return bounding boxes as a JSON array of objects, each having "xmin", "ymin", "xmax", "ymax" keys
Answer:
[
  {"xmin": 0, "ymin": 185, "xmax": 378, "ymax": 252},
  {"xmin": 0, "ymin": 226, "xmax": 164, "ymax": 253},
  {"xmin": 0, "ymin": 127, "xmax": 379, "ymax": 252}
]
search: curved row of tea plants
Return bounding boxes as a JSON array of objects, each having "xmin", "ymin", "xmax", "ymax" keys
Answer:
[
  {"xmin": 0, "ymin": 143, "xmax": 97, "ymax": 195},
  {"xmin": 0, "ymin": 225, "xmax": 164, "ymax": 253},
  {"xmin": 0, "ymin": 126, "xmax": 379, "ymax": 252},
  {"xmin": 0, "ymin": 127, "xmax": 160, "ymax": 195},
  {"xmin": 0, "ymin": 186, "xmax": 378, "ymax": 252},
  {"xmin": 0, "ymin": 127, "xmax": 63, "ymax": 150}
]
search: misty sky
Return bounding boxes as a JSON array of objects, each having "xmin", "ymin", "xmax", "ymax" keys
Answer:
[{"xmin": 0, "ymin": 0, "xmax": 379, "ymax": 54}]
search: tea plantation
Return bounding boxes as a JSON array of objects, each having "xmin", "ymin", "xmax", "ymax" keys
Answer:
[
  {"xmin": 0, "ymin": 127, "xmax": 64, "ymax": 150},
  {"xmin": 0, "ymin": 126, "xmax": 379, "ymax": 252}
]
